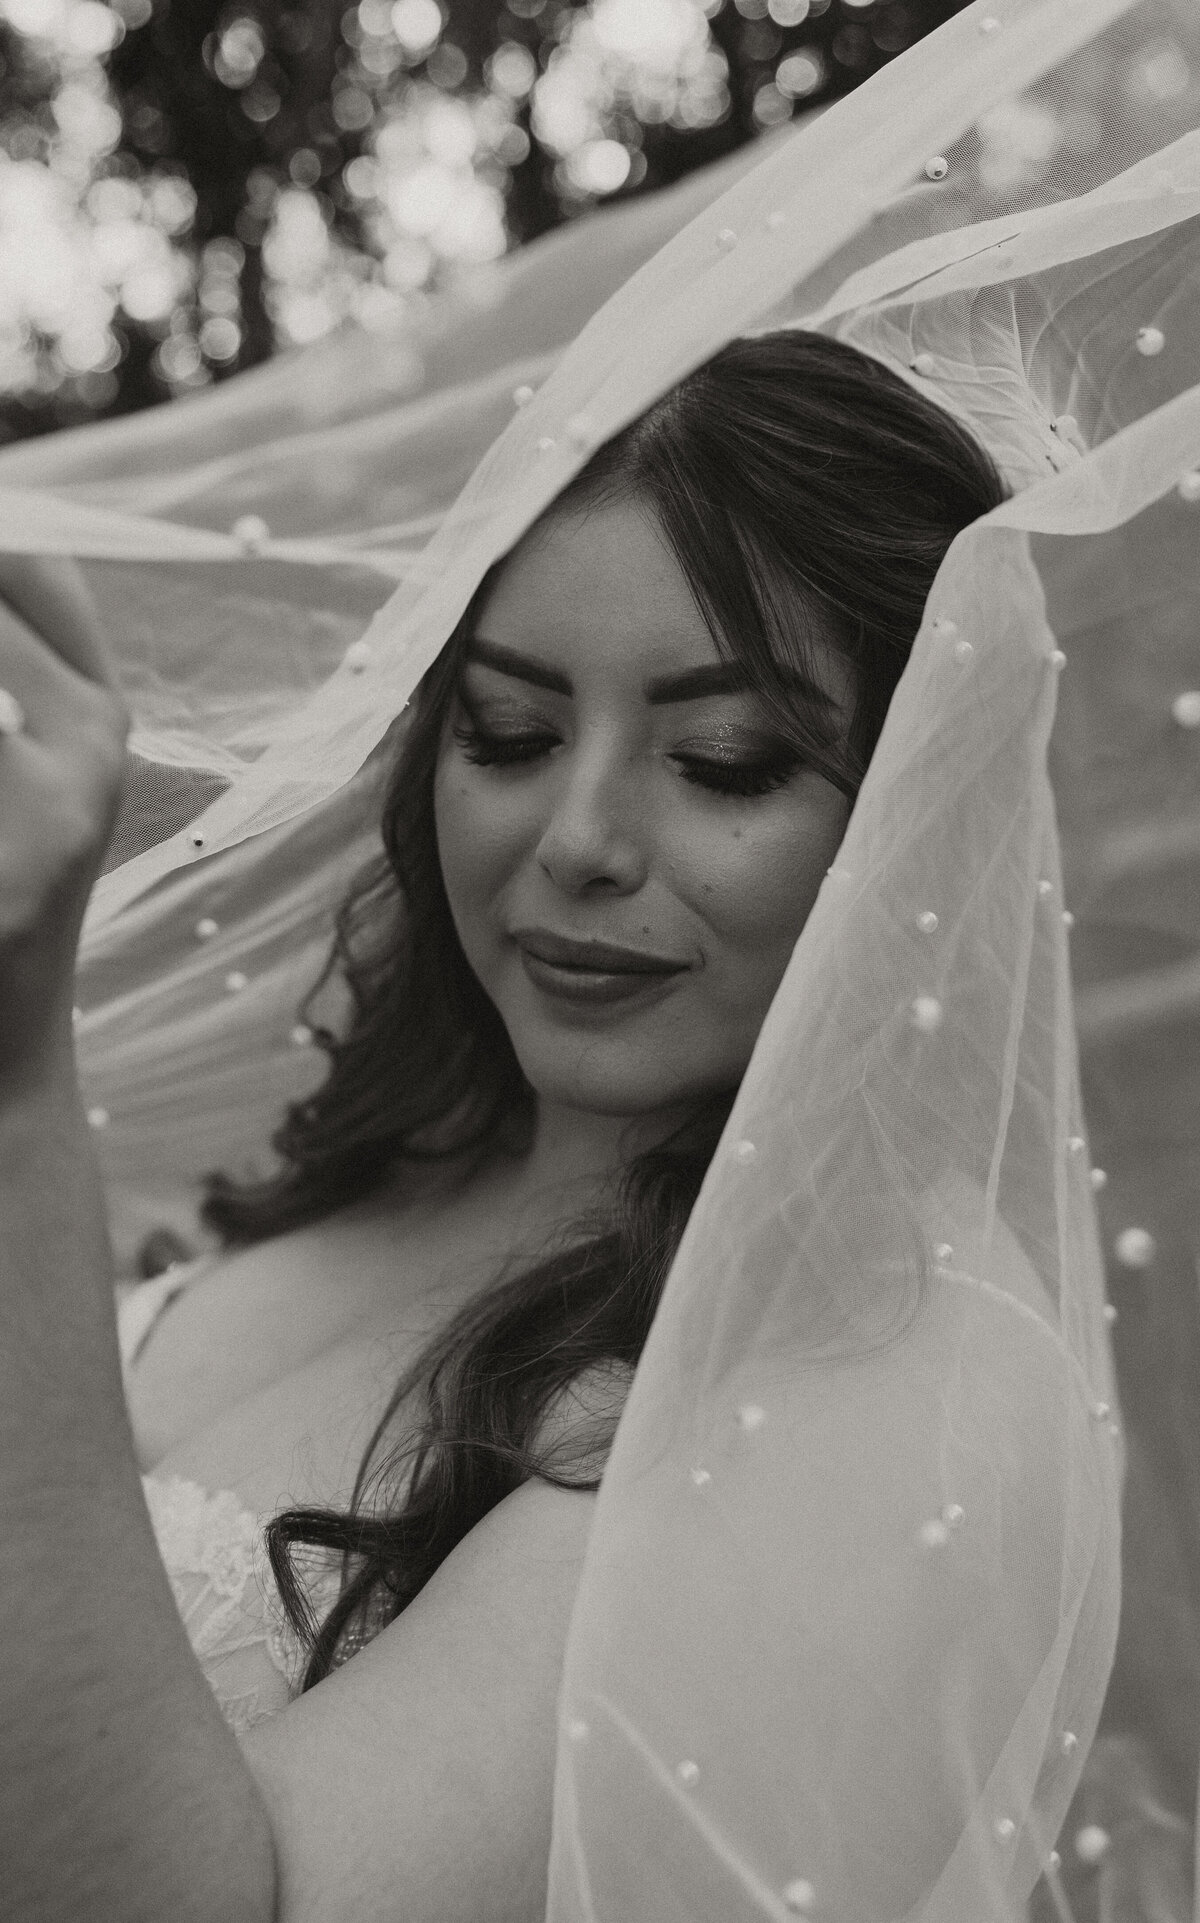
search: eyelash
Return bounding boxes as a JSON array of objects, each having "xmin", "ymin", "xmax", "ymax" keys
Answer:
[{"xmin": 450, "ymin": 724, "xmax": 797, "ymax": 799}]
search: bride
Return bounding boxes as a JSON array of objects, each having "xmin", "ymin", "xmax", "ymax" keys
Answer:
[
  {"xmin": 0, "ymin": 0, "xmax": 1195, "ymax": 1915},
  {"xmin": 2, "ymin": 323, "xmax": 1010, "ymax": 1920}
]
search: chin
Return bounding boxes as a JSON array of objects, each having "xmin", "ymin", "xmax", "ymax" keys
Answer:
[{"xmin": 508, "ymin": 1029, "xmax": 726, "ymax": 1120}]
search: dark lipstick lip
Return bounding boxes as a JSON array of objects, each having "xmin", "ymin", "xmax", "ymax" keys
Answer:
[{"xmin": 511, "ymin": 929, "xmax": 687, "ymax": 975}]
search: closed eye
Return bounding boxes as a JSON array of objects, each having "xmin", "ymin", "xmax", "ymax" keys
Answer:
[
  {"xmin": 672, "ymin": 754, "xmax": 799, "ymax": 798},
  {"xmin": 451, "ymin": 723, "xmax": 558, "ymax": 767},
  {"xmin": 452, "ymin": 725, "xmax": 802, "ymax": 798}
]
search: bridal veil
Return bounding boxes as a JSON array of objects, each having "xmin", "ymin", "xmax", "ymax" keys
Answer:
[{"xmin": 3, "ymin": 0, "xmax": 1199, "ymax": 1914}]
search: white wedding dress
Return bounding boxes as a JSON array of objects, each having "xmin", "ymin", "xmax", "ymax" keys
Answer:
[{"xmin": 117, "ymin": 1263, "xmax": 342, "ymax": 1735}]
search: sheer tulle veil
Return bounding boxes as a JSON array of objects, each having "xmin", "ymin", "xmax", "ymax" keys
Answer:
[{"xmin": 3, "ymin": 0, "xmax": 1199, "ymax": 1914}]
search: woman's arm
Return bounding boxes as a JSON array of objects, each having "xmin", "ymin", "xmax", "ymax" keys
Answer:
[
  {"xmin": 0, "ymin": 580, "xmax": 599, "ymax": 1923},
  {"xmin": 1, "ymin": 1067, "xmax": 599, "ymax": 1923},
  {"xmin": 0, "ymin": 555, "xmax": 112, "ymax": 683},
  {"xmin": 0, "ymin": 577, "xmax": 280, "ymax": 1921},
  {"xmin": 0, "ymin": 1076, "xmax": 279, "ymax": 1923},
  {"xmin": 242, "ymin": 1478, "xmax": 598, "ymax": 1923}
]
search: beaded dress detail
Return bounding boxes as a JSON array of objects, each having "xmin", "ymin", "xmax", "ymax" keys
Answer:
[
  {"xmin": 137, "ymin": 1470, "xmax": 339, "ymax": 1735},
  {"xmin": 116, "ymin": 1263, "xmax": 356, "ymax": 1735}
]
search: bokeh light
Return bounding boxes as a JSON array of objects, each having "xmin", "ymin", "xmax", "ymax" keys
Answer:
[
  {"xmin": 776, "ymin": 48, "xmax": 824, "ymax": 97},
  {"xmin": 531, "ymin": 0, "xmax": 729, "ymax": 200},
  {"xmin": 0, "ymin": 0, "xmax": 1191, "ymax": 434},
  {"xmin": 0, "ymin": 0, "xmax": 203, "ymax": 407}
]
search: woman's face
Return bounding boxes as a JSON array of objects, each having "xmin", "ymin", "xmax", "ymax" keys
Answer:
[{"xmin": 433, "ymin": 496, "xmax": 853, "ymax": 1120}]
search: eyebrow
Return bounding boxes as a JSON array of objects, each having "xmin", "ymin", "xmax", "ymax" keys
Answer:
[{"xmin": 463, "ymin": 636, "xmax": 836, "ymax": 708}]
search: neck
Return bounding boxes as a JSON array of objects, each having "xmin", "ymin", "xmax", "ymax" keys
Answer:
[
  {"xmin": 373, "ymin": 1096, "xmax": 701, "ymax": 1240},
  {"xmin": 519, "ymin": 1099, "xmax": 688, "ymax": 1203}
]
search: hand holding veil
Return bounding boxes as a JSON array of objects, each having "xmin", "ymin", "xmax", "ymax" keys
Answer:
[{"xmin": 0, "ymin": 0, "xmax": 1197, "ymax": 1915}]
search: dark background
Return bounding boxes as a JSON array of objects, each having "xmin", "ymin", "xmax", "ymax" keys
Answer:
[{"xmin": 0, "ymin": 0, "xmax": 968, "ymax": 442}]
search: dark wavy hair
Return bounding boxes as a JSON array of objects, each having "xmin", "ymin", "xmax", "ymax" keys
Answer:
[{"xmin": 196, "ymin": 328, "xmax": 1009, "ymax": 1685}]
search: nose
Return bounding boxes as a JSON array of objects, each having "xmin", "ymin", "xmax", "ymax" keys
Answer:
[{"xmin": 534, "ymin": 739, "xmax": 648, "ymax": 897}]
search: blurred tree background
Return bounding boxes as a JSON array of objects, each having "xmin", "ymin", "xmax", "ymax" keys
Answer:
[{"xmin": 0, "ymin": 0, "xmax": 1186, "ymax": 442}]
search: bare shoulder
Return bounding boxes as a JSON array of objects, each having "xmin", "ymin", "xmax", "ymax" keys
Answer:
[
  {"xmin": 240, "ymin": 1474, "xmax": 599, "ymax": 1923},
  {"xmin": 533, "ymin": 1359, "xmax": 633, "ymax": 1478}
]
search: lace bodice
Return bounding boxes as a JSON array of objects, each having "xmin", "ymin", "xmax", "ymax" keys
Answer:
[
  {"xmin": 118, "ymin": 1265, "xmax": 347, "ymax": 1736},
  {"xmin": 139, "ymin": 1471, "xmax": 343, "ymax": 1736}
]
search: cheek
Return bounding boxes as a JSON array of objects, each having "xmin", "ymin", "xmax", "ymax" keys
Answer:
[
  {"xmin": 680, "ymin": 790, "xmax": 851, "ymax": 964},
  {"xmin": 433, "ymin": 762, "xmax": 531, "ymax": 936}
]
